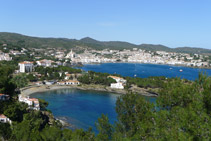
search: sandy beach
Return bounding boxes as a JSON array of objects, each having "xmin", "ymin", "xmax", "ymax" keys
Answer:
[{"xmin": 20, "ymin": 84, "xmax": 158, "ymax": 97}]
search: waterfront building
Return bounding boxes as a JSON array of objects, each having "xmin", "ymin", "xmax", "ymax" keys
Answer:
[
  {"xmin": 57, "ymin": 81, "xmax": 66, "ymax": 85},
  {"xmin": 57, "ymin": 80, "xmax": 80, "ymax": 85},
  {"xmin": 18, "ymin": 61, "xmax": 34, "ymax": 73},
  {"xmin": 108, "ymin": 76, "xmax": 127, "ymax": 83},
  {"xmin": 66, "ymin": 80, "xmax": 80, "ymax": 85},
  {"xmin": 18, "ymin": 95, "xmax": 40, "ymax": 110},
  {"xmin": 0, "ymin": 114, "xmax": 12, "ymax": 124},
  {"xmin": 110, "ymin": 82, "xmax": 124, "ymax": 89}
]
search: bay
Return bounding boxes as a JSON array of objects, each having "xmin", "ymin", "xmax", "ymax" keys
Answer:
[
  {"xmin": 32, "ymin": 89, "xmax": 120, "ymax": 132},
  {"xmin": 80, "ymin": 63, "xmax": 211, "ymax": 80}
]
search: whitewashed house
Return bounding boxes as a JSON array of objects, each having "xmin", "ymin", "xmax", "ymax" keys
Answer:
[
  {"xmin": 108, "ymin": 76, "xmax": 126, "ymax": 83},
  {"xmin": 0, "ymin": 114, "xmax": 12, "ymax": 124},
  {"xmin": 110, "ymin": 82, "xmax": 124, "ymax": 89},
  {"xmin": 66, "ymin": 80, "xmax": 80, "ymax": 85},
  {"xmin": 36, "ymin": 59, "xmax": 54, "ymax": 67},
  {"xmin": 0, "ymin": 94, "xmax": 10, "ymax": 101},
  {"xmin": 18, "ymin": 61, "xmax": 34, "ymax": 73},
  {"xmin": 57, "ymin": 80, "xmax": 80, "ymax": 85},
  {"xmin": 18, "ymin": 95, "xmax": 40, "ymax": 110},
  {"xmin": 57, "ymin": 81, "xmax": 66, "ymax": 85}
]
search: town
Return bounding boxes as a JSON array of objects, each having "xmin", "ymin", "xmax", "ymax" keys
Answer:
[{"xmin": 0, "ymin": 43, "xmax": 210, "ymax": 68}]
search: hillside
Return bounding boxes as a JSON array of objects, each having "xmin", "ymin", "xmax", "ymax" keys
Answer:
[{"xmin": 0, "ymin": 32, "xmax": 211, "ymax": 54}]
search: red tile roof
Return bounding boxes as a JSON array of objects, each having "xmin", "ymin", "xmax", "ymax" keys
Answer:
[{"xmin": 0, "ymin": 114, "xmax": 7, "ymax": 118}]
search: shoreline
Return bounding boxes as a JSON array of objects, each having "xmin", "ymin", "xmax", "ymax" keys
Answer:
[
  {"xmin": 20, "ymin": 84, "xmax": 158, "ymax": 97},
  {"xmin": 82, "ymin": 62, "xmax": 211, "ymax": 69}
]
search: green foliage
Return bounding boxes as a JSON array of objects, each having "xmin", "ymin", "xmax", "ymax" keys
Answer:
[
  {"xmin": 38, "ymin": 99, "xmax": 49, "ymax": 111},
  {"xmin": 3, "ymin": 101, "xmax": 27, "ymax": 122},
  {"xmin": 0, "ymin": 63, "xmax": 16, "ymax": 95},
  {"xmin": 0, "ymin": 123, "xmax": 12, "ymax": 140},
  {"xmin": 78, "ymin": 71, "xmax": 116, "ymax": 86},
  {"xmin": 126, "ymin": 76, "xmax": 166, "ymax": 88},
  {"xmin": 27, "ymin": 73, "xmax": 38, "ymax": 82},
  {"xmin": 95, "ymin": 114, "xmax": 113, "ymax": 140},
  {"xmin": 35, "ymin": 66, "xmax": 81, "ymax": 80},
  {"xmin": 11, "ymin": 73, "xmax": 29, "ymax": 88}
]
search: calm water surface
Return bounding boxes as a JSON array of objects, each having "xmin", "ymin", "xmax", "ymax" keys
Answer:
[
  {"xmin": 32, "ymin": 89, "xmax": 155, "ymax": 132},
  {"xmin": 80, "ymin": 63, "xmax": 211, "ymax": 80}
]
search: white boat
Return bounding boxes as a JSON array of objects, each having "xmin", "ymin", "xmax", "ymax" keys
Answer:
[{"xmin": 179, "ymin": 69, "xmax": 183, "ymax": 72}]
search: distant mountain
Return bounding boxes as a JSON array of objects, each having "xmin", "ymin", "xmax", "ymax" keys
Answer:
[{"xmin": 0, "ymin": 32, "xmax": 211, "ymax": 54}]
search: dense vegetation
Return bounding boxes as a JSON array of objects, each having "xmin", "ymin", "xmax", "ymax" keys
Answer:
[
  {"xmin": 78, "ymin": 71, "xmax": 116, "ymax": 86},
  {"xmin": 1, "ymin": 32, "xmax": 211, "ymax": 54},
  {"xmin": 0, "ymin": 63, "xmax": 210, "ymax": 140},
  {"xmin": 34, "ymin": 66, "xmax": 82, "ymax": 81}
]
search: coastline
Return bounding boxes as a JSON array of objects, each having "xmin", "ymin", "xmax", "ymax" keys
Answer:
[
  {"xmin": 20, "ymin": 84, "xmax": 158, "ymax": 97},
  {"xmin": 82, "ymin": 62, "xmax": 211, "ymax": 69}
]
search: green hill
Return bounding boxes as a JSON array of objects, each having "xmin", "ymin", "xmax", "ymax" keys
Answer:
[{"xmin": 0, "ymin": 32, "xmax": 211, "ymax": 54}]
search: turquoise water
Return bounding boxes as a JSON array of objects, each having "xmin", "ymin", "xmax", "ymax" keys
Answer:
[
  {"xmin": 80, "ymin": 63, "xmax": 211, "ymax": 80},
  {"xmin": 32, "ymin": 88, "xmax": 155, "ymax": 132},
  {"xmin": 31, "ymin": 89, "xmax": 118, "ymax": 132}
]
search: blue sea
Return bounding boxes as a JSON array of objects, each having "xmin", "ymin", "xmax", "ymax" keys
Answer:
[
  {"xmin": 80, "ymin": 63, "xmax": 211, "ymax": 80},
  {"xmin": 32, "ymin": 63, "xmax": 211, "ymax": 133},
  {"xmin": 32, "ymin": 89, "xmax": 157, "ymax": 133}
]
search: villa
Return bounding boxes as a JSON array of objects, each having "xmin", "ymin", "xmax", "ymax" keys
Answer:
[
  {"xmin": 110, "ymin": 82, "xmax": 124, "ymax": 89},
  {"xmin": 18, "ymin": 95, "xmax": 40, "ymax": 110},
  {"xmin": 108, "ymin": 75, "xmax": 127, "ymax": 83},
  {"xmin": 0, "ymin": 94, "xmax": 10, "ymax": 101},
  {"xmin": 0, "ymin": 114, "xmax": 12, "ymax": 124}
]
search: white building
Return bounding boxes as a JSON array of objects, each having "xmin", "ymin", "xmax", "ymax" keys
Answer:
[
  {"xmin": 110, "ymin": 82, "xmax": 124, "ymax": 89},
  {"xmin": 18, "ymin": 95, "xmax": 40, "ymax": 110},
  {"xmin": 0, "ymin": 114, "xmax": 12, "ymax": 124},
  {"xmin": 36, "ymin": 59, "xmax": 53, "ymax": 67},
  {"xmin": 66, "ymin": 80, "xmax": 80, "ymax": 85},
  {"xmin": 0, "ymin": 94, "xmax": 10, "ymax": 101},
  {"xmin": 57, "ymin": 81, "xmax": 66, "ymax": 85},
  {"xmin": 108, "ymin": 76, "xmax": 127, "ymax": 83},
  {"xmin": 18, "ymin": 61, "xmax": 34, "ymax": 73},
  {"xmin": 57, "ymin": 80, "xmax": 80, "ymax": 85},
  {"xmin": 66, "ymin": 50, "xmax": 76, "ymax": 59}
]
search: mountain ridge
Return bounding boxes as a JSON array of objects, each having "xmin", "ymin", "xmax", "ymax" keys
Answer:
[{"xmin": 0, "ymin": 32, "xmax": 211, "ymax": 54}]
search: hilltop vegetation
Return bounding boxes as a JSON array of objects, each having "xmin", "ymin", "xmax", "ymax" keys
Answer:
[{"xmin": 0, "ymin": 32, "xmax": 211, "ymax": 54}]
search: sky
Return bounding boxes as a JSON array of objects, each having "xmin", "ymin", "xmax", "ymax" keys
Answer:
[{"xmin": 0, "ymin": 0, "xmax": 211, "ymax": 49}]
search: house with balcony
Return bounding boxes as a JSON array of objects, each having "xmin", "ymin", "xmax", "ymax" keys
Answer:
[{"xmin": 0, "ymin": 114, "xmax": 12, "ymax": 124}]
